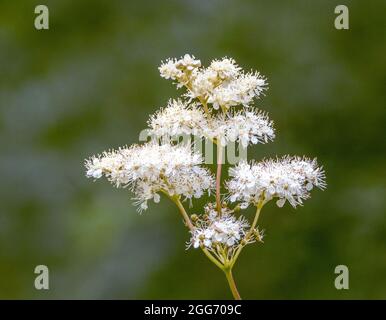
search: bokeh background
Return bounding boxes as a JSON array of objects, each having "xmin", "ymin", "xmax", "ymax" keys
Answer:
[{"xmin": 0, "ymin": 0, "xmax": 385, "ymax": 299}]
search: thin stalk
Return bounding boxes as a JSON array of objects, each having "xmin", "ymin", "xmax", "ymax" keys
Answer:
[
  {"xmin": 246, "ymin": 200, "xmax": 264, "ymax": 239},
  {"xmin": 172, "ymin": 196, "xmax": 194, "ymax": 231},
  {"xmin": 200, "ymin": 99, "xmax": 211, "ymax": 116},
  {"xmin": 224, "ymin": 268, "xmax": 241, "ymax": 300},
  {"xmin": 164, "ymin": 192, "xmax": 224, "ymax": 271},
  {"xmin": 202, "ymin": 248, "xmax": 224, "ymax": 270},
  {"xmin": 216, "ymin": 144, "xmax": 223, "ymax": 215},
  {"xmin": 163, "ymin": 191, "xmax": 194, "ymax": 231},
  {"xmin": 231, "ymin": 201, "xmax": 264, "ymax": 268}
]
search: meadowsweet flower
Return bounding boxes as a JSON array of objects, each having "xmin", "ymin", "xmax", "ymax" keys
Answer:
[
  {"xmin": 188, "ymin": 207, "xmax": 250, "ymax": 250},
  {"xmin": 147, "ymin": 102, "xmax": 275, "ymax": 147},
  {"xmin": 185, "ymin": 68, "xmax": 217, "ymax": 100},
  {"xmin": 159, "ymin": 54, "xmax": 201, "ymax": 86},
  {"xmin": 147, "ymin": 99, "xmax": 207, "ymax": 138},
  {"xmin": 207, "ymin": 72, "xmax": 267, "ymax": 109},
  {"xmin": 85, "ymin": 147, "xmax": 130, "ymax": 186},
  {"xmin": 227, "ymin": 157, "xmax": 326, "ymax": 208},
  {"xmin": 85, "ymin": 55, "xmax": 327, "ymax": 300},
  {"xmin": 209, "ymin": 57, "xmax": 241, "ymax": 81},
  {"xmin": 158, "ymin": 59, "xmax": 183, "ymax": 80},
  {"xmin": 175, "ymin": 54, "xmax": 201, "ymax": 71},
  {"xmin": 85, "ymin": 142, "xmax": 214, "ymax": 211},
  {"xmin": 205, "ymin": 109, "xmax": 275, "ymax": 147},
  {"xmin": 223, "ymin": 110, "xmax": 274, "ymax": 147},
  {"xmin": 161, "ymin": 55, "xmax": 267, "ymax": 111}
]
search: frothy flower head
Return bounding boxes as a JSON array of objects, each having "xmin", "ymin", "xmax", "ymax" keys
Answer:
[
  {"xmin": 188, "ymin": 209, "xmax": 250, "ymax": 250},
  {"xmin": 209, "ymin": 57, "xmax": 241, "ymax": 81},
  {"xmin": 206, "ymin": 109, "xmax": 275, "ymax": 147},
  {"xmin": 85, "ymin": 142, "xmax": 214, "ymax": 211},
  {"xmin": 207, "ymin": 72, "xmax": 267, "ymax": 109},
  {"xmin": 159, "ymin": 54, "xmax": 201, "ymax": 86},
  {"xmin": 175, "ymin": 54, "xmax": 202, "ymax": 71},
  {"xmin": 148, "ymin": 102, "xmax": 275, "ymax": 148},
  {"xmin": 160, "ymin": 55, "xmax": 267, "ymax": 110},
  {"xmin": 147, "ymin": 99, "xmax": 207, "ymax": 138},
  {"xmin": 227, "ymin": 157, "xmax": 326, "ymax": 208}
]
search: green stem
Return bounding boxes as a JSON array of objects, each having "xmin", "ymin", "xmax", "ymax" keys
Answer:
[
  {"xmin": 231, "ymin": 200, "xmax": 264, "ymax": 268},
  {"xmin": 224, "ymin": 268, "xmax": 241, "ymax": 300},
  {"xmin": 202, "ymin": 248, "xmax": 224, "ymax": 270},
  {"xmin": 247, "ymin": 200, "xmax": 264, "ymax": 239},
  {"xmin": 163, "ymin": 191, "xmax": 194, "ymax": 230},
  {"xmin": 173, "ymin": 197, "xmax": 194, "ymax": 231}
]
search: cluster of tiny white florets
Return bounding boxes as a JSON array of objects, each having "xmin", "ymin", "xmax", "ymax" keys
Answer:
[
  {"xmin": 208, "ymin": 110, "xmax": 275, "ymax": 147},
  {"xmin": 189, "ymin": 207, "xmax": 250, "ymax": 250},
  {"xmin": 85, "ymin": 142, "xmax": 214, "ymax": 211},
  {"xmin": 159, "ymin": 54, "xmax": 267, "ymax": 110},
  {"xmin": 83, "ymin": 54, "xmax": 327, "ymax": 290},
  {"xmin": 206, "ymin": 72, "xmax": 266, "ymax": 109},
  {"xmin": 147, "ymin": 101, "xmax": 274, "ymax": 147},
  {"xmin": 209, "ymin": 58, "xmax": 241, "ymax": 80},
  {"xmin": 159, "ymin": 54, "xmax": 201, "ymax": 87},
  {"xmin": 148, "ymin": 99, "xmax": 207, "ymax": 138},
  {"xmin": 86, "ymin": 54, "xmax": 326, "ymax": 232},
  {"xmin": 227, "ymin": 157, "xmax": 326, "ymax": 208}
]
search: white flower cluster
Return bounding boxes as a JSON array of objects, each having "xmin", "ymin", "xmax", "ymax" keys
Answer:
[
  {"xmin": 159, "ymin": 54, "xmax": 201, "ymax": 86},
  {"xmin": 147, "ymin": 99, "xmax": 207, "ymax": 138},
  {"xmin": 85, "ymin": 142, "xmax": 214, "ymax": 211},
  {"xmin": 206, "ymin": 72, "xmax": 266, "ymax": 110},
  {"xmin": 208, "ymin": 110, "xmax": 275, "ymax": 147},
  {"xmin": 189, "ymin": 209, "xmax": 249, "ymax": 250},
  {"xmin": 148, "ymin": 99, "xmax": 274, "ymax": 147},
  {"xmin": 85, "ymin": 55, "xmax": 326, "ymax": 292},
  {"xmin": 227, "ymin": 157, "xmax": 326, "ymax": 208},
  {"xmin": 159, "ymin": 54, "xmax": 267, "ymax": 109},
  {"xmin": 86, "ymin": 54, "xmax": 325, "ymax": 226}
]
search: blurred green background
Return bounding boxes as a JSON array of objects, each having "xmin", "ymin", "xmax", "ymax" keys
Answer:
[{"xmin": 0, "ymin": 0, "xmax": 385, "ymax": 299}]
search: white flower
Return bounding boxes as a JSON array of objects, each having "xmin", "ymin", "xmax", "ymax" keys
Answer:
[
  {"xmin": 209, "ymin": 57, "xmax": 241, "ymax": 81},
  {"xmin": 207, "ymin": 72, "xmax": 267, "ymax": 109},
  {"xmin": 159, "ymin": 59, "xmax": 183, "ymax": 80},
  {"xmin": 185, "ymin": 68, "xmax": 217, "ymax": 100},
  {"xmin": 85, "ymin": 142, "xmax": 214, "ymax": 211},
  {"xmin": 159, "ymin": 54, "xmax": 201, "ymax": 84},
  {"xmin": 188, "ymin": 210, "xmax": 250, "ymax": 250},
  {"xmin": 148, "ymin": 99, "xmax": 207, "ymax": 138},
  {"xmin": 227, "ymin": 157, "xmax": 326, "ymax": 208},
  {"xmin": 175, "ymin": 54, "xmax": 201, "ymax": 71},
  {"xmin": 205, "ymin": 109, "xmax": 275, "ymax": 147},
  {"xmin": 161, "ymin": 55, "xmax": 267, "ymax": 111},
  {"xmin": 147, "ymin": 99, "xmax": 275, "ymax": 148},
  {"xmin": 85, "ymin": 148, "xmax": 130, "ymax": 186}
]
